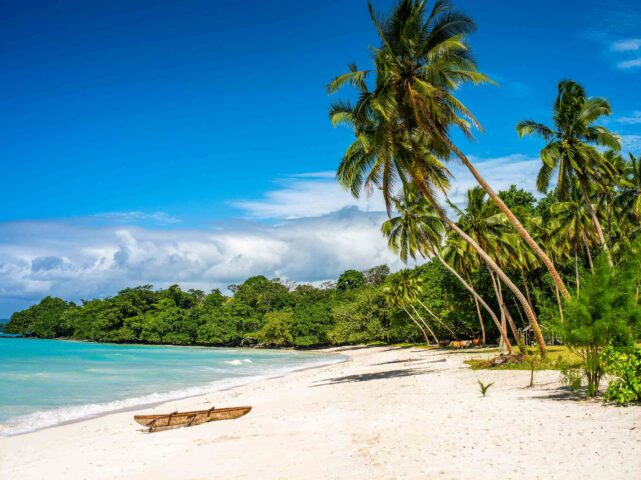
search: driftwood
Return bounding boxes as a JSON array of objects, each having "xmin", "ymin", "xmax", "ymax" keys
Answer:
[{"xmin": 134, "ymin": 406, "xmax": 252, "ymax": 433}]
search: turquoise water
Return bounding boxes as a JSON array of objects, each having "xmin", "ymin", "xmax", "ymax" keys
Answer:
[{"xmin": 0, "ymin": 337, "xmax": 341, "ymax": 436}]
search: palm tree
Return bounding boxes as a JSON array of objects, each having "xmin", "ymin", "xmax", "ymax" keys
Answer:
[
  {"xmin": 613, "ymin": 153, "xmax": 641, "ymax": 241},
  {"xmin": 329, "ymin": 0, "xmax": 570, "ymax": 300},
  {"xmin": 548, "ymin": 195, "xmax": 599, "ymax": 289},
  {"xmin": 382, "ymin": 185, "xmax": 514, "ymax": 353},
  {"xmin": 452, "ymin": 187, "xmax": 526, "ymax": 350},
  {"xmin": 384, "ymin": 270, "xmax": 438, "ymax": 344},
  {"xmin": 516, "ymin": 80, "xmax": 621, "ymax": 265}
]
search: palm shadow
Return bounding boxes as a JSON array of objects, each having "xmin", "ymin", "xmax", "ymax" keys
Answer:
[{"xmin": 311, "ymin": 368, "xmax": 431, "ymax": 387}]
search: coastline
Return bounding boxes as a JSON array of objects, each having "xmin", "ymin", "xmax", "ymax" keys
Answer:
[
  {"xmin": 2, "ymin": 346, "xmax": 640, "ymax": 480},
  {"xmin": 0, "ymin": 340, "xmax": 346, "ymax": 437}
]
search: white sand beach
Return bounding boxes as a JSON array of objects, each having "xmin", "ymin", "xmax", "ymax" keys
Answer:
[{"xmin": 1, "ymin": 346, "xmax": 640, "ymax": 480}]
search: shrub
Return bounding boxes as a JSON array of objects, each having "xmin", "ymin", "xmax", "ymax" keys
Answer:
[
  {"xmin": 602, "ymin": 345, "xmax": 641, "ymax": 405},
  {"xmin": 257, "ymin": 311, "xmax": 294, "ymax": 347},
  {"xmin": 552, "ymin": 240, "xmax": 641, "ymax": 396}
]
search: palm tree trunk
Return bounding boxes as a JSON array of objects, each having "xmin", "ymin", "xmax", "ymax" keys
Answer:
[
  {"xmin": 415, "ymin": 298, "xmax": 456, "ymax": 337},
  {"xmin": 410, "ymin": 304, "xmax": 439, "ymax": 344},
  {"xmin": 486, "ymin": 267, "xmax": 508, "ymax": 350},
  {"xmin": 580, "ymin": 182, "xmax": 612, "ymax": 266},
  {"xmin": 466, "ymin": 272, "xmax": 486, "ymax": 345},
  {"xmin": 520, "ymin": 270, "xmax": 533, "ymax": 308},
  {"xmin": 446, "ymin": 142, "xmax": 571, "ymax": 300},
  {"xmin": 473, "ymin": 294, "xmax": 486, "ymax": 345},
  {"xmin": 495, "ymin": 276, "xmax": 524, "ymax": 352},
  {"xmin": 433, "ymin": 251, "xmax": 514, "ymax": 354},
  {"xmin": 582, "ymin": 232, "xmax": 594, "ymax": 271},
  {"xmin": 402, "ymin": 306, "xmax": 430, "ymax": 345},
  {"xmin": 445, "ymin": 219, "xmax": 547, "ymax": 356}
]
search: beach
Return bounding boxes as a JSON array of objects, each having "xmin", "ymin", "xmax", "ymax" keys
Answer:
[{"xmin": 1, "ymin": 346, "xmax": 639, "ymax": 480}]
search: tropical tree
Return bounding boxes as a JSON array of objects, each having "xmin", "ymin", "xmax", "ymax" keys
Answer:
[
  {"xmin": 613, "ymin": 153, "xmax": 641, "ymax": 242},
  {"xmin": 547, "ymin": 195, "xmax": 599, "ymax": 288},
  {"xmin": 451, "ymin": 187, "xmax": 526, "ymax": 350},
  {"xmin": 382, "ymin": 185, "xmax": 514, "ymax": 352},
  {"xmin": 329, "ymin": 0, "xmax": 570, "ymax": 300},
  {"xmin": 384, "ymin": 271, "xmax": 435, "ymax": 344},
  {"xmin": 517, "ymin": 80, "xmax": 622, "ymax": 265}
]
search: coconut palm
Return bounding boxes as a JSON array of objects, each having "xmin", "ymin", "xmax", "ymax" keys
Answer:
[
  {"xmin": 613, "ymin": 153, "xmax": 641, "ymax": 241},
  {"xmin": 516, "ymin": 80, "xmax": 621, "ymax": 265},
  {"xmin": 382, "ymin": 185, "xmax": 514, "ymax": 353},
  {"xmin": 548, "ymin": 195, "xmax": 599, "ymax": 289},
  {"xmin": 329, "ymin": 0, "xmax": 570, "ymax": 300},
  {"xmin": 452, "ymin": 187, "xmax": 526, "ymax": 350},
  {"xmin": 384, "ymin": 270, "xmax": 438, "ymax": 343}
]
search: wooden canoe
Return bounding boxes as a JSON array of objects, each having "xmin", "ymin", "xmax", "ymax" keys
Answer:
[{"xmin": 134, "ymin": 406, "xmax": 251, "ymax": 432}]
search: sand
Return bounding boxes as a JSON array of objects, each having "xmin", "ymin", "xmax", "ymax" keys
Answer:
[{"xmin": 1, "ymin": 346, "xmax": 640, "ymax": 480}]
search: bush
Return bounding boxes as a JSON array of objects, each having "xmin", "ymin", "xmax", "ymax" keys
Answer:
[
  {"xmin": 257, "ymin": 311, "xmax": 294, "ymax": 347},
  {"xmin": 552, "ymin": 240, "xmax": 641, "ymax": 396},
  {"xmin": 602, "ymin": 345, "xmax": 641, "ymax": 405}
]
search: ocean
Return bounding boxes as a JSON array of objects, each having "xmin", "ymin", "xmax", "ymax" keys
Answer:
[{"xmin": 0, "ymin": 337, "xmax": 342, "ymax": 436}]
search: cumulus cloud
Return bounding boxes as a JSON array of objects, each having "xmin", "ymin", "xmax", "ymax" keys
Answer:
[{"xmin": 0, "ymin": 209, "xmax": 404, "ymax": 316}]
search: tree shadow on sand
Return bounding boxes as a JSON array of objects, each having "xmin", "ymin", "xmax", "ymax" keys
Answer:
[
  {"xmin": 311, "ymin": 368, "xmax": 432, "ymax": 387},
  {"xmin": 373, "ymin": 358, "xmax": 446, "ymax": 366}
]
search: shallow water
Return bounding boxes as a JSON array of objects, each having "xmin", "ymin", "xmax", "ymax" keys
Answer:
[{"xmin": 0, "ymin": 337, "xmax": 341, "ymax": 436}]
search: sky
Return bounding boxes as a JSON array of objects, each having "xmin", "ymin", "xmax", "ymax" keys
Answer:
[{"xmin": 1, "ymin": 0, "xmax": 640, "ymax": 317}]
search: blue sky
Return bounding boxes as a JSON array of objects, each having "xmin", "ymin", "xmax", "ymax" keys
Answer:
[{"xmin": 1, "ymin": 0, "xmax": 640, "ymax": 316}]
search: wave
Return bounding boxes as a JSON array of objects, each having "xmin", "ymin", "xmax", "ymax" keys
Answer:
[
  {"xmin": 0, "ymin": 355, "xmax": 344, "ymax": 437},
  {"xmin": 223, "ymin": 359, "xmax": 253, "ymax": 366}
]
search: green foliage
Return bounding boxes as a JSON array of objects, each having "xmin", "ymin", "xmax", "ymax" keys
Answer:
[
  {"xmin": 477, "ymin": 379, "xmax": 494, "ymax": 396},
  {"xmin": 551, "ymin": 240, "xmax": 641, "ymax": 395},
  {"xmin": 336, "ymin": 269, "xmax": 366, "ymax": 293},
  {"xmin": 602, "ymin": 345, "xmax": 641, "ymax": 405},
  {"xmin": 257, "ymin": 311, "xmax": 294, "ymax": 347},
  {"xmin": 4, "ymin": 296, "xmax": 75, "ymax": 337}
]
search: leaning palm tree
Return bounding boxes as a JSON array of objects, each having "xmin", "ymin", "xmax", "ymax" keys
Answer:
[
  {"xmin": 329, "ymin": 0, "xmax": 570, "ymax": 300},
  {"xmin": 382, "ymin": 185, "xmax": 514, "ymax": 353},
  {"xmin": 384, "ymin": 270, "xmax": 438, "ymax": 344},
  {"xmin": 516, "ymin": 80, "xmax": 621, "ymax": 265},
  {"xmin": 452, "ymin": 187, "xmax": 526, "ymax": 351}
]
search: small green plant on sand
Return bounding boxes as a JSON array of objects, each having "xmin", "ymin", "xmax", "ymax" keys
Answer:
[{"xmin": 477, "ymin": 379, "xmax": 494, "ymax": 396}]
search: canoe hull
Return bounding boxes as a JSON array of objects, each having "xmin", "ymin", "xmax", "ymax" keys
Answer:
[{"xmin": 134, "ymin": 406, "xmax": 252, "ymax": 432}]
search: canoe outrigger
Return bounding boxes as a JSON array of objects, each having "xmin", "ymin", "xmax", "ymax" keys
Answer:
[{"xmin": 134, "ymin": 406, "xmax": 252, "ymax": 432}]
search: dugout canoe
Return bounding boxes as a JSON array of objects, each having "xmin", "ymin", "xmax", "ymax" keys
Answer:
[{"xmin": 134, "ymin": 406, "xmax": 252, "ymax": 432}]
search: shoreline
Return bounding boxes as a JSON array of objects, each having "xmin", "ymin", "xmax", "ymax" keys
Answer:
[
  {"xmin": 0, "ymin": 344, "xmax": 347, "ymax": 438},
  {"xmin": 2, "ymin": 346, "xmax": 640, "ymax": 479}
]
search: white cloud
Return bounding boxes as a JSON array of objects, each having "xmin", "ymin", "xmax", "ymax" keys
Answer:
[
  {"xmin": 231, "ymin": 173, "xmax": 387, "ymax": 219},
  {"xmin": 445, "ymin": 154, "xmax": 541, "ymax": 207},
  {"xmin": 232, "ymin": 155, "xmax": 541, "ymax": 220},
  {"xmin": 611, "ymin": 38, "xmax": 641, "ymax": 51},
  {"xmin": 0, "ymin": 209, "xmax": 403, "ymax": 316},
  {"xmin": 615, "ymin": 111, "xmax": 641, "ymax": 125},
  {"xmin": 617, "ymin": 57, "xmax": 641, "ymax": 69}
]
